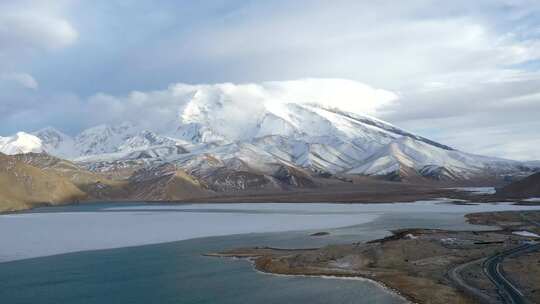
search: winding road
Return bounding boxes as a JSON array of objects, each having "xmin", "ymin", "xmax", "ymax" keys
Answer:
[
  {"xmin": 447, "ymin": 256, "xmax": 493, "ymax": 303},
  {"xmin": 448, "ymin": 243, "xmax": 539, "ymax": 304},
  {"xmin": 482, "ymin": 243, "xmax": 540, "ymax": 304},
  {"xmin": 449, "ymin": 211, "xmax": 540, "ymax": 304}
]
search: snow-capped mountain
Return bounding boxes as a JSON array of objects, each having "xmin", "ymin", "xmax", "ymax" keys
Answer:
[
  {"xmin": 74, "ymin": 122, "xmax": 141, "ymax": 156},
  {"xmin": 33, "ymin": 127, "xmax": 76, "ymax": 158},
  {"xmin": 0, "ymin": 132, "xmax": 44, "ymax": 155},
  {"xmin": 4, "ymin": 91, "xmax": 537, "ymax": 185},
  {"xmin": 31, "ymin": 123, "xmax": 188, "ymax": 161},
  {"xmin": 173, "ymin": 99, "xmax": 441, "ymax": 150}
]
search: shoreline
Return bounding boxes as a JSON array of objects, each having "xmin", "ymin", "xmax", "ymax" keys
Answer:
[
  {"xmin": 230, "ymin": 255, "xmax": 416, "ymax": 304},
  {"xmin": 254, "ymin": 266, "xmax": 415, "ymax": 304},
  {"xmin": 209, "ymin": 236, "xmax": 430, "ymax": 304},
  {"xmin": 207, "ymin": 253, "xmax": 415, "ymax": 303},
  {"xmin": 207, "ymin": 210, "xmax": 540, "ymax": 304},
  {"xmin": 3, "ymin": 186, "xmax": 538, "ymax": 215}
]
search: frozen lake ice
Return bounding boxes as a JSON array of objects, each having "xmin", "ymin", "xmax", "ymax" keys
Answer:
[{"xmin": 1, "ymin": 200, "xmax": 540, "ymax": 262}]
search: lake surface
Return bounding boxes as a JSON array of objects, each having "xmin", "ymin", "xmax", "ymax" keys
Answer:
[{"xmin": 1, "ymin": 201, "xmax": 540, "ymax": 304}]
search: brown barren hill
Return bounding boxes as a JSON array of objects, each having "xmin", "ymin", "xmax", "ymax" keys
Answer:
[
  {"xmin": 126, "ymin": 163, "xmax": 211, "ymax": 201},
  {"xmin": 12, "ymin": 153, "xmax": 130, "ymax": 200},
  {"xmin": 0, "ymin": 153, "xmax": 87, "ymax": 212},
  {"xmin": 499, "ymin": 172, "xmax": 540, "ymax": 198}
]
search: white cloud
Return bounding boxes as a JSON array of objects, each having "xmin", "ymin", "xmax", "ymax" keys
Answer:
[
  {"xmin": 83, "ymin": 78, "xmax": 396, "ymax": 134},
  {"xmin": 264, "ymin": 78, "xmax": 397, "ymax": 115},
  {"xmin": 1, "ymin": 72, "xmax": 38, "ymax": 89},
  {"xmin": 149, "ymin": 1, "xmax": 540, "ymax": 91},
  {"xmin": 438, "ymin": 121, "xmax": 540, "ymax": 161},
  {"xmin": 0, "ymin": 14, "xmax": 78, "ymax": 52},
  {"xmin": 0, "ymin": 0, "xmax": 77, "ymax": 72}
]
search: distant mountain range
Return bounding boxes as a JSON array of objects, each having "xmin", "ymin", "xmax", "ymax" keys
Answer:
[{"xmin": 1, "ymin": 100, "xmax": 538, "ymax": 211}]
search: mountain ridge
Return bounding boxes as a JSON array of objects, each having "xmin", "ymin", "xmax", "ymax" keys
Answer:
[{"xmin": 1, "ymin": 103, "xmax": 538, "ymax": 194}]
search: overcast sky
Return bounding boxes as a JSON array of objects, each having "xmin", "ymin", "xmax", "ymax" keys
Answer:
[{"xmin": 1, "ymin": 0, "xmax": 539, "ymax": 160}]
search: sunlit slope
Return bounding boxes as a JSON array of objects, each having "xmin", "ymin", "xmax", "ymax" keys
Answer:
[{"xmin": 0, "ymin": 153, "xmax": 86, "ymax": 212}]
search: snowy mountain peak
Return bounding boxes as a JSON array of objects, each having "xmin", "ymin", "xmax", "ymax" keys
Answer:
[
  {"xmin": 35, "ymin": 126, "xmax": 65, "ymax": 135},
  {"xmin": 0, "ymin": 132, "xmax": 44, "ymax": 155},
  {"xmin": 33, "ymin": 127, "xmax": 76, "ymax": 159},
  {"xmin": 34, "ymin": 127, "xmax": 72, "ymax": 147},
  {"xmin": 74, "ymin": 122, "xmax": 140, "ymax": 156}
]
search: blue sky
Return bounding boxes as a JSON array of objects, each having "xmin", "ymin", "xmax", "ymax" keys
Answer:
[{"xmin": 1, "ymin": 0, "xmax": 540, "ymax": 160}]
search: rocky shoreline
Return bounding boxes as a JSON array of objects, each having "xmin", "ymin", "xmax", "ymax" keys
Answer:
[{"xmin": 207, "ymin": 211, "xmax": 540, "ymax": 304}]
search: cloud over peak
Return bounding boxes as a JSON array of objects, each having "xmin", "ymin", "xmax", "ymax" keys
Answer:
[{"xmin": 86, "ymin": 78, "xmax": 396, "ymax": 133}]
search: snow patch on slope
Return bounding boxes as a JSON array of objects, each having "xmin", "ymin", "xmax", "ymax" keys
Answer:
[{"xmin": 347, "ymin": 136, "xmax": 518, "ymax": 178}]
